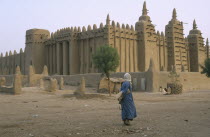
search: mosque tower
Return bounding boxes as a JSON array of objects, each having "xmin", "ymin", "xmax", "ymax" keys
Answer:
[
  {"xmin": 187, "ymin": 20, "xmax": 206, "ymax": 72},
  {"xmin": 135, "ymin": 1, "xmax": 159, "ymax": 71},
  {"xmin": 25, "ymin": 29, "xmax": 50, "ymax": 74},
  {"xmin": 165, "ymin": 8, "xmax": 189, "ymax": 71}
]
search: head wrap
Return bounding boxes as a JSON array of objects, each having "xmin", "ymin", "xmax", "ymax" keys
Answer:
[
  {"xmin": 124, "ymin": 73, "xmax": 131, "ymax": 82},
  {"xmin": 124, "ymin": 73, "xmax": 132, "ymax": 89}
]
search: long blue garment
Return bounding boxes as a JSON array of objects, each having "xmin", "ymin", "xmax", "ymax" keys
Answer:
[{"xmin": 120, "ymin": 81, "xmax": 137, "ymax": 121}]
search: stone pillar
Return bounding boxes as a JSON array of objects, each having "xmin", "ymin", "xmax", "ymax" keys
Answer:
[
  {"xmin": 39, "ymin": 79, "xmax": 44, "ymax": 90},
  {"xmin": 13, "ymin": 73, "xmax": 22, "ymax": 94},
  {"xmin": 80, "ymin": 40, "xmax": 84, "ymax": 74},
  {"xmin": 45, "ymin": 45, "xmax": 49, "ymax": 71},
  {"xmin": 56, "ymin": 43, "xmax": 60, "ymax": 75},
  {"xmin": 2, "ymin": 56, "xmax": 5, "ymax": 75},
  {"xmin": 63, "ymin": 41, "xmax": 68, "ymax": 75},
  {"xmin": 130, "ymin": 39, "xmax": 134, "ymax": 72},
  {"xmin": 13, "ymin": 51, "xmax": 16, "ymax": 74},
  {"xmin": 5, "ymin": 53, "xmax": 9, "ymax": 75},
  {"xmin": 28, "ymin": 65, "xmax": 35, "ymax": 87},
  {"xmin": 15, "ymin": 66, "xmax": 21, "ymax": 75},
  {"xmin": 51, "ymin": 45, "xmax": 54, "ymax": 74},
  {"xmin": 68, "ymin": 41, "xmax": 71, "ymax": 75},
  {"xmin": 49, "ymin": 78, "xmax": 57, "ymax": 92},
  {"xmin": 90, "ymin": 39, "xmax": 95, "ymax": 73},
  {"xmin": 53, "ymin": 44, "xmax": 56, "ymax": 74},
  {"xmin": 117, "ymin": 34, "xmax": 122, "ymax": 72},
  {"xmin": 49, "ymin": 45, "xmax": 53, "ymax": 74},
  {"xmin": 20, "ymin": 49, "xmax": 25, "ymax": 75},
  {"xmin": 59, "ymin": 77, "xmax": 64, "ymax": 90},
  {"xmin": 9, "ymin": 51, "xmax": 13, "ymax": 75},
  {"xmin": 74, "ymin": 76, "xmax": 86, "ymax": 96},
  {"xmin": 89, "ymin": 38, "xmax": 94, "ymax": 73},
  {"xmin": 42, "ymin": 65, "xmax": 49, "ymax": 76},
  {"xmin": 86, "ymin": 39, "xmax": 89, "ymax": 73},
  {"xmin": 121, "ymin": 37, "xmax": 125, "ymax": 72},
  {"xmin": 0, "ymin": 77, "xmax": 6, "ymax": 86},
  {"xmin": 134, "ymin": 40, "xmax": 138, "ymax": 72},
  {"xmin": 125, "ymin": 38, "xmax": 130, "ymax": 72}
]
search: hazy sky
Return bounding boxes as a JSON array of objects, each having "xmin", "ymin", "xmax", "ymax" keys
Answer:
[{"xmin": 0, "ymin": 0, "xmax": 209, "ymax": 55}]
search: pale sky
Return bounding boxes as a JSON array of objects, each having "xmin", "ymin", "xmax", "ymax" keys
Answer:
[{"xmin": 0, "ymin": 0, "xmax": 209, "ymax": 55}]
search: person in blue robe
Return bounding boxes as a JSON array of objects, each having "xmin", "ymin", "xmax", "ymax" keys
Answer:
[{"xmin": 119, "ymin": 73, "xmax": 137, "ymax": 125}]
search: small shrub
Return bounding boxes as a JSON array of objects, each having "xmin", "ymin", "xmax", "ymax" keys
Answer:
[{"xmin": 167, "ymin": 83, "xmax": 183, "ymax": 94}]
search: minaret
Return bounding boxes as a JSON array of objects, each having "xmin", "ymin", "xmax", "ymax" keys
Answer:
[
  {"xmin": 135, "ymin": 1, "xmax": 158, "ymax": 71},
  {"xmin": 137, "ymin": 1, "xmax": 151, "ymax": 23},
  {"xmin": 105, "ymin": 14, "xmax": 111, "ymax": 46},
  {"xmin": 193, "ymin": 19, "xmax": 197, "ymax": 29},
  {"xmin": 172, "ymin": 8, "xmax": 177, "ymax": 20},
  {"xmin": 187, "ymin": 20, "xmax": 205, "ymax": 72},
  {"xmin": 165, "ymin": 8, "xmax": 188, "ymax": 72},
  {"xmin": 142, "ymin": 1, "xmax": 148, "ymax": 16},
  {"xmin": 207, "ymin": 38, "xmax": 209, "ymax": 58},
  {"xmin": 106, "ymin": 14, "xmax": 110, "ymax": 25}
]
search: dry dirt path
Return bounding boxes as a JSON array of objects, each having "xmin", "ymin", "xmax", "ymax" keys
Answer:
[{"xmin": 0, "ymin": 87, "xmax": 210, "ymax": 137}]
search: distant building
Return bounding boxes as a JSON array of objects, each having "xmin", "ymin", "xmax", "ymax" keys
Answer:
[{"xmin": 0, "ymin": 2, "xmax": 209, "ymax": 75}]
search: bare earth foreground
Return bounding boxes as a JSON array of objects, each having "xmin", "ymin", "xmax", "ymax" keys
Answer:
[{"xmin": 0, "ymin": 87, "xmax": 210, "ymax": 137}]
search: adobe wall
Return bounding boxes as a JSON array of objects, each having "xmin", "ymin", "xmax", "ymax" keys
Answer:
[
  {"xmin": 45, "ymin": 15, "xmax": 140, "ymax": 75},
  {"xmin": 51, "ymin": 73, "xmax": 102, "ymax": 87},
  {"xmin": 47, "ymin": 71, "xmax": 210, "ymax": 92},
  {"xmin": 111, "ymin": 72, "xmax": 146, "ymax": 91},
  {"xmin": 165, "ymin": 9, "xmax": 189, "ymax": 72},
  {"xmin": 158, "ymin": 71, "xmax": 210, "ymax": 92},
  {"xmin": 0, "ymin": 86, "xmax": 14, "ymax": 94},
  {"xmin": 179, "ymin": 72, "xmax": 210, "ymax": 91},
  {"xmin": 157, "ymin": 32, "xmax": 168, "ymax": 71},
  {"xmin": 0, "ymin": 50, "xmax": 25, "ymax": 75},
  {"xmin": 45, "ymin": 25, "xmax": 107, "ymax": 75},
  {"xmin": 108, "ymin": 21, "xmax": 138, "ymax": 73},
  {"xmin": 112, "ymin": 72, "xmax": 210, "ymax": 92},
  {"xmin": 50, "ymin": 72, "xmax": 146, "ymax": 91},
  {"xmin": 0, "ymin": 75, "xmax": 31, "ymax": 87},
  {"xmin": 78, "ymin": 24, "xmax": 108, "ymax": 74},
  {"xmin": 25, "ymin": 29, "xmax": 50, "ymax": 74},
  {"xmin": 0, "ymin": 75, "xmax": 14, "ymax": 86},
  {"xmin": 188, "ymin": 20, "xmax": 206, "ymax": 72},
  {"xmin": 0, "ymin": 72, "xmax": 22, "ymax": 95}
]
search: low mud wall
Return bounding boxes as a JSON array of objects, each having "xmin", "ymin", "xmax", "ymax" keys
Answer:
[
  {"xmin": 50, "ymin": 72, "xmax": 146, "ymax": 91},
  {"xmin": 0, "ymin": 75, "xmax": 14, "ymax": 86}
]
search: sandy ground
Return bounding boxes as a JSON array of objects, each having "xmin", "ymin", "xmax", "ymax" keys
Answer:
[{"xmin": 0, "ymin": 87, "xmax": 210, "ymax": 137}]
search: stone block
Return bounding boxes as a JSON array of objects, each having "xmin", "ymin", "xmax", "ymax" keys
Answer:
[
  {"xmin": 59, "ymin": 77, "xmax": 64, "ymax": 90},
  {"xmin": 0, "ymin": 77, "xmax": 6, "ymax": 86},
  {"xmin": 42, "ymin": 65, "xmax": 49, "ymax": 76},
  {"xmin": 49, "ymin": 78, "xmax": 57, "ymax": 92},
  {"xmin": 13, "ymin": 74, "xmax": 22, "ymax": 95},
  {"xmin": 74, "ymin": 77, "xmax": 86, "ymax": 96},
  {"xmin": 15, "ymin": 66, "xmax": 21, "ymax": 75},
  {"xmin": 39, "ymin": 79, "xmax": 44, "ymax": 89}
]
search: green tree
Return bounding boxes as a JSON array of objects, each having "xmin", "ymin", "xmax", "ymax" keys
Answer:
[
  {"xmin": 200, "ymin": 58, "xmax": 210, "ymax": 77},
  {"xmin": 92, "ymin": 45, "xmax": 120, "ymax": 95}
]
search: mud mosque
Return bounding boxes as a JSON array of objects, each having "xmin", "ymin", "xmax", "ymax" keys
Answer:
[{"xmin": 0, "ymin": 2, "xmax": 209, "ymax": 76}]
